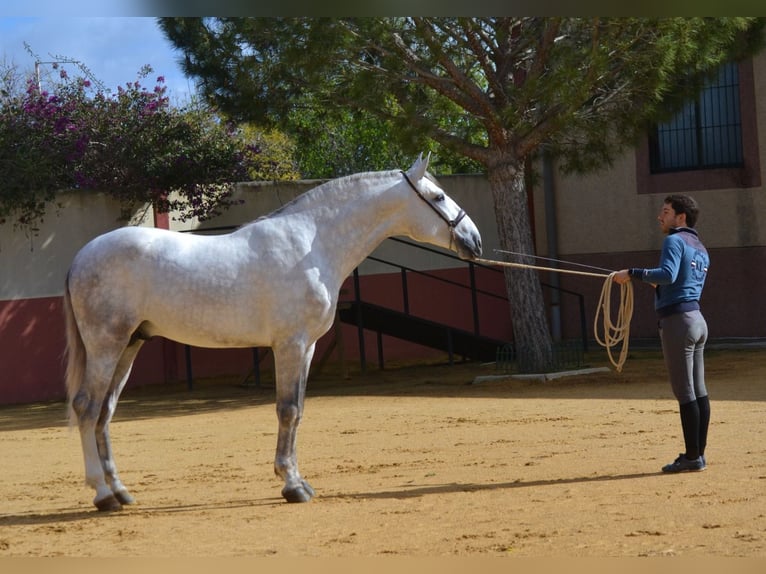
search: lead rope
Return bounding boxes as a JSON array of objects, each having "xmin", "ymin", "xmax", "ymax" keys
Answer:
[
  {"xmin": 593, "ymin": 272, "xmax": 633, "ymax": 372},
  {"xmin": 475, "ymin": 258, "xmax": 634, "ymax": 372}
]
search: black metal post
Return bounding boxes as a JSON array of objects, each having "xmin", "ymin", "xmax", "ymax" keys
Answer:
[
  {"xmin": 401, "ymin": 268, "xmax": 410, "ymax": 314},
  {"xmin": 376, "ymin": 331, "xmax": 385, "ymax": 370},
  {"xmin": 353, "ymin": 268, "xmax": 366, "ymax": 373}
]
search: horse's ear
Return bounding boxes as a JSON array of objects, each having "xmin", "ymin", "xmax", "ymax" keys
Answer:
[{"xmin": 407, "ymin": 152, "xmax": 431, "ymax": 181}]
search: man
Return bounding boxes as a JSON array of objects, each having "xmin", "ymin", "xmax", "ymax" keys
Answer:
[{"xmin": 613, "ymin": 194, "xmax": 710, "ymax": 473}]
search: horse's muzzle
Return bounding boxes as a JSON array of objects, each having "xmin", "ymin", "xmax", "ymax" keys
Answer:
[{"xmin": 455, "ymin": 229, "xmax": 482, "ymax": 260}]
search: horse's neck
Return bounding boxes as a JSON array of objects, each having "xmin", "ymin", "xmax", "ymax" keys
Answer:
[
  {"xmin": 277, "ymin": 173, "xmax": 406, "ymax": 278},
  {"xmin": 314, "ymin": 175, "xmax": 406, "ymax": 278}
]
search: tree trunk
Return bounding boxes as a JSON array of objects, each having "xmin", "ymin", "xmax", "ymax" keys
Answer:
[{"xmin": 487, "ymin": 161, "xmax": 553, "ymax": 372}]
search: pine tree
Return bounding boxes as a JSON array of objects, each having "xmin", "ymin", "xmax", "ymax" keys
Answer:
[{"xmin": 160, "ymin": 17, "xmax": 765, "ymax": 371}]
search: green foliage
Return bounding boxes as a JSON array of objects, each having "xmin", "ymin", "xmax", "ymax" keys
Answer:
[
  {"xmin": 159, "ymin": 17, "xmax": 765, "ymax": 175},
  {"xmin": 159, "ymin": 17, "xmax": 486, "ymax": 177},
  {"xmin": 238, "ymin": 124, "xmax": 300, "ymax": 181},
  {"xmin": 0, "ymin": 60, "xmax": 294, "ymax": 230},
  {"xmin": 158, "ymin": 17, "xmax": 764, "ymax": 372},
  {"xmin": 288, "ymin": 106, "xmax": 408, "ymax": 178}
]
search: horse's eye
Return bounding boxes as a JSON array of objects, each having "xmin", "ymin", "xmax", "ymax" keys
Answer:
[{"xmin": 434, "ymin": 194, "xmax": 445, "ymax": 202}]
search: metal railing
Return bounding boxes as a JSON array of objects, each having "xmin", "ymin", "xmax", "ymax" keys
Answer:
[
  {"xmin": 346, "ymin": 237, "xmax": 590, "ymax": 369},
  {"xmin": 177, "ymin": 227, "xmax": 589, "ymax": 386}
]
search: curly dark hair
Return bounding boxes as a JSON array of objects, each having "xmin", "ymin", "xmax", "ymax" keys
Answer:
[{"xmin": 664, "ymin": 194, "xmax": 700, "ymax": 228}]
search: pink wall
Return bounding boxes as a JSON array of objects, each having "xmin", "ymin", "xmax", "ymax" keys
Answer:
[
  {"xmin": 0, "ymin": 267, "xmax": 509, "ymax": 405},
  {"xmin": 0, "ymin": 296, "xmax": 170, "ymax": 404},
  {"xmin": 1, "ymin": 296, "xmax": 67, "ymax": 404},
  {"xmin": 554, "ymin": 246, "xmax": 766, "ymax": 342}
]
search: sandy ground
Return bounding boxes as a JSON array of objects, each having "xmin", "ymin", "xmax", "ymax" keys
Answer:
[{"xmin": 0, "ymin": 348, "xmax": 764, "ymax": 558}]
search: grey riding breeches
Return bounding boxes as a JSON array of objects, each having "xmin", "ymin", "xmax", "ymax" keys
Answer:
[{"xmin": 659, "ymin": 310, "xmax": 708, "ymax": 405}]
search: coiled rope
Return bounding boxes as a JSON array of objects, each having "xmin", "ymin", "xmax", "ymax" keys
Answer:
[
  {"xmin": 474, "ymin": 258, "xmax": 634, "ymax": 372},
  {"xmin": 593, "ymin": 272, "xmax": 633, "ymax": 372}
]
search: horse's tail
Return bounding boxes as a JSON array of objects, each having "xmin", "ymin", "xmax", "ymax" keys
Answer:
[{"xmin": 63, "ymin": 271, "xmax": 85, "ymax": 428}]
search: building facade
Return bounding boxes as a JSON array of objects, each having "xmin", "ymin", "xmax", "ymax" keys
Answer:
[{"xmin": 2, "ymin": 49, "xmax": 764, "ymax": 405}]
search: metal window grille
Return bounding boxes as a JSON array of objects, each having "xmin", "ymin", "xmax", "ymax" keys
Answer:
[{"xmin": 650, "ymin": 62, "xmax": 743, "ymax": 173}]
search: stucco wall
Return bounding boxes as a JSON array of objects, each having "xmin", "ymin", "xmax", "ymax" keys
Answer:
[
  {"xmin": 0, "ymin": 174, "xmax": 503, "ymax": 404},
  {"xmin": 531, "ymin": 50, "xmax": 766, "ymax": 342},
  {"xmin": 3, "ymin": 44, "xmax": 765, "ymax": 404},
  {"xmin": 1, "ymin": 191, "xmax": 154, "ymax": 300},
  {"xmin": 0, "ymin": 175, "xmax": 498, "ymax": 301},
  {"xmin": 535, "ymin": 49, "xmax": 766, "ymax": 257},
  {"xmin": 169, "ymin": 174, "xmax": 501, "ymax": 275}
]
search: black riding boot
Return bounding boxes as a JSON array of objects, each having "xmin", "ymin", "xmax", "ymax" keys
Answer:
[
  {"xmin": 679, "ymin": 400, "xmax": 701, "ymax": 460},
  {"xmin": 697, "ymin": 395, "xmax": 710, "ymax": 458}
]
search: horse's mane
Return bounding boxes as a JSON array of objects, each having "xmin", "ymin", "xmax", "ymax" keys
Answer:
[{"xmin": 244, "ymin": 169, "xmax": 401, "ymax": 226}]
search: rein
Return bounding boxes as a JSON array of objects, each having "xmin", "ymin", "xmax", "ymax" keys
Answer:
[
  {"xmin": 475, "ymin": 256, "xmax": 634, "ymax": 372},
  {"xmin": 401, "ymin": 171, "xmax": 467, "ymax": 249}
]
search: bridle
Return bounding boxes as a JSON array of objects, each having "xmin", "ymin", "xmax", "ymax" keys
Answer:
[{"xmin": 400, "ymin": 171, "xmax": 467, "ymax": 245}]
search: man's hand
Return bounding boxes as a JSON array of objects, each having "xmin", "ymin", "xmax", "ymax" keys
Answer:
[{"xmin": 612, "ymin": 269, "xmax": 632, "ymax": 285}]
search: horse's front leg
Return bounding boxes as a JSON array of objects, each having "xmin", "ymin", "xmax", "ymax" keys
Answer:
[{"xmin": 273, "ymin": 341, "xmax": 316, "ymax": 503}]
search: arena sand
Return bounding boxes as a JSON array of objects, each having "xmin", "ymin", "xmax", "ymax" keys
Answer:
[{"xmin": 0, "ymin": 348, "xmax": 764, "ymax": 559}]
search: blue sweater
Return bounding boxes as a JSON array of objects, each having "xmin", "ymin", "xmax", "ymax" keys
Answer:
[{"xmin": 630, "ymin": 227, "xmax": 709, "ymax": 315}]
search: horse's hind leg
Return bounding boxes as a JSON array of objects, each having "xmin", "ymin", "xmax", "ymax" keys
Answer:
[
  {"xmin": 95, "ymin": 340, "xmax": 144, "ymax": 507},
  {"xmin": 273, "ymin": 340, "xmax": 316, "ymax": 503},
  {"xmin": 71, "ymin": 351, "xmax": 126, "ymax": 511}
]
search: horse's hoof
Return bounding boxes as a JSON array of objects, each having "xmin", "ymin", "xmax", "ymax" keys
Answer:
[
  {"xmin": 94, "ymin": 494, "xmax": 123, "ymax": 512},
  {"xmin": 282, "ymin": 481, "xmax": 315, "ymax": 503},
  {"xmin": 113, "ymin": 489, "xmax": 135, "ymax": 505}
]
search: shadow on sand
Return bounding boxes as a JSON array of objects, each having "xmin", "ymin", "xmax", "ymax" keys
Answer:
[{"xmin": 0, "ymin": 470, "xmax": 660, "ymax": 527}]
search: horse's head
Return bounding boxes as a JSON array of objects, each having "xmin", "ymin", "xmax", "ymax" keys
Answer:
[{"xmin": 400, "ymin": 154, "xmax": 482, "ymax": 260}]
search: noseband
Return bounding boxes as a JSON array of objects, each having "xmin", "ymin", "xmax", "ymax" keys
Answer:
[{"xmin": 400, "ymin": 171, "xmax": 467, "ymax": 240}]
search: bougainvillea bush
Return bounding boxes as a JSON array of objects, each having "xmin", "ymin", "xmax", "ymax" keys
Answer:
[{"xmin": 0, "ymin": 64, "xmax": 270, "ymax": 230}]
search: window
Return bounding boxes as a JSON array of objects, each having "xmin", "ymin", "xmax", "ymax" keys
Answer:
[
  {"xmin": 636, "ymin": 58, "xmax": 761, "ymax": 194},
  {"xmin": 650, "ymin": 62, "xmax": 742, "ymax": 173}
]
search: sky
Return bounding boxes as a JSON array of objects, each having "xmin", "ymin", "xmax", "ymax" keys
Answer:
[{"xmin": 1, "ymin": 17, "xmax": 195, "ymax": 104}]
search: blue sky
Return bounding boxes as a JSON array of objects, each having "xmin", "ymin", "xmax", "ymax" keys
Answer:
[{"xmin": 1, "ymin": 17, "xmax": 194, "ymax": 104}]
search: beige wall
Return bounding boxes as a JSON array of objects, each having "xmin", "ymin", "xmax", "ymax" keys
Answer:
[
  {"xmin": 539, "ymin": 152, "xmax": 766, "ymax": 256},
  {"xmin": 535, "ymin": 49, "xmax": 766, "ymax": 257},
  {"xmin": 0, "ymin": 174, "xmax": 500, "ymax": 404},
  {"xmin": 529, "ymin": 49, "xmax": 766, "ymax": 341},
  {"xmin": 170, "ymin": 174, "xmax": 499, "ymax": 276},
  {"xmin": 1, "ymin": 174, "xmax": 497, "ymax": 301},
  {"xmin": 3, "ymin": 45, "xmax": 764, "ymax": 328},
  {"xmin": 0, "ymin": 191, "xmax": 154, "ymax": 300}
]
